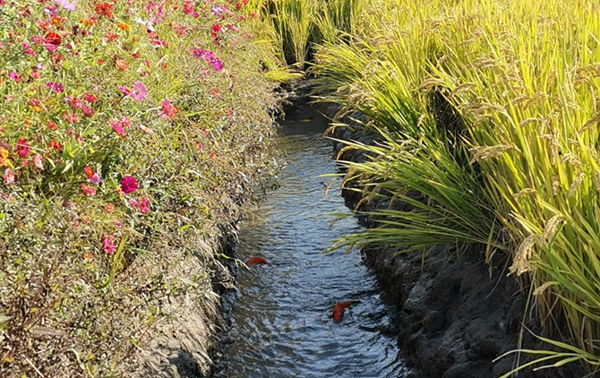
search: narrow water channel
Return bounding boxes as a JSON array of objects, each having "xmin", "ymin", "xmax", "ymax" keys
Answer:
[{"xmin": 221, "ymin": 105, "xmax": 405, "ymax": 377}]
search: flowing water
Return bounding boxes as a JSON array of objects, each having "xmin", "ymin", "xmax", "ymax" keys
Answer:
[{"xmin": 221, "ymin": 106, "xmax": 405, "ymax": 378}]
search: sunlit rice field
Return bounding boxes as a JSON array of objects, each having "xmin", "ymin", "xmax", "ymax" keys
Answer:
[{"xmin": 258, "ymin": 0, "xmax": 600, "ymax": 375}]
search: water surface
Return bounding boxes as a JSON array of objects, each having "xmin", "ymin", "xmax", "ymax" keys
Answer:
[{"xmin": 223, "ymin": 108, "xmax": 405, "ymax": 378}]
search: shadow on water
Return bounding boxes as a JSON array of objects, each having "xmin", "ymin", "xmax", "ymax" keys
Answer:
[{"xmin": 219, "ymin": 104, "xmax": 406, "ymax": 378}]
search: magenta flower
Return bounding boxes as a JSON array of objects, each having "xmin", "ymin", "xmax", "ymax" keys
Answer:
[
  {"xmin": 82, "ymin": 105, "xmax": 95, "ymax": 117},
  {"xmin": 88, "ymin": 172, "xmax": 101, "ymax": 184},
  {"xmin": 110, "ymin": 120, "xmax": 126, "ymax": 136},
  {"xmin": 66, "ymin": 97, "xmax": 83, "ymax": 109},
  {"xmin": 8, "ymin": 72, "xmax": 21, "ymax": 82},
  {"xmin": 46, "ymin": 82, "xmax": 64, "ymax": 93},
  {"xmin": 210, "ymin": 58, "xmax": 224, "ymax": 72},
  {"xmin": 192, "ymin": 48, "xmax": 224, "ymax": 72},
  {"xmin": 119, "ymin": 81, "xmax": 147, "ymax": 101},
  {"xmin": 102, "ymin": 235, "xmax": 116, "ymax": 254},
  {"xmin": 120, "ymin": 175, "xmax": 138, "ymax": 194},
  {"xmin": 14, "ymin": 138, "xmax": 30, "ymax": 158}
]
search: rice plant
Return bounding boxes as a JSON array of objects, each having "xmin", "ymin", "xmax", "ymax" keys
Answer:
[
  {"xmin": 253, "ymin": 0, "xmax": 367, "ymax": 67},
  {"xmin": 272, "ymin": 0, "xmax": 600, "ymax": 374}
]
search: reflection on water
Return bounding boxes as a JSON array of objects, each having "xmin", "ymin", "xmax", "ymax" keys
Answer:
[{"xmin": 222, "ymin": 109, "xmax": 406, "ymax": 378}]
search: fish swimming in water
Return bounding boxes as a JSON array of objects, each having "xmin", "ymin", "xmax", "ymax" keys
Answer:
[
  {"xmin": 332, "ymin": 301, "xmax": 352, "ymax": 322},
  {"xmin": 246, "ymin": 256, "xmax": 268, "ymax": 266}
]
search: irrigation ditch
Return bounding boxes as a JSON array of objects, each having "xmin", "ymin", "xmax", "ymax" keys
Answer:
[{"xmin": 205, "ymin": 83, "xmax": 590, "ymax": 378}]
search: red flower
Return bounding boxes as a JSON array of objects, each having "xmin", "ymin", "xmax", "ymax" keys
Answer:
[
  {"xmin": 81, "ymin": 183, "xmax": 96, "ymax": 196},
  {"xmin": 43, "ymin": 32, "xmax": 61, "ymax": 52},
  {"xmin": 49, "ymin": 139, "xmax": 63, "ymax": 151},
  {"xmin": 95, "ymin": 3, "xmax": 113, "ymax": 18},
  {"xmin": 83, "ymin": 93, "xmax": 98, "ymax": 102},
  {"xmin": 115, "ymin": 58, "xmax": 129, "ymax": 70},
  {"xmin": 84, "ymin": 167, "xmax": 94, "ymax": 179}
]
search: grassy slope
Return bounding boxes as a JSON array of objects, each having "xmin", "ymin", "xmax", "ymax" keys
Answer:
[{"xmin": 0, "ymin": 0, "xmax": 280, "ymax": 376}]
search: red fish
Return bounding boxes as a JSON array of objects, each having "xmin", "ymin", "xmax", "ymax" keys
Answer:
[
  {"xmin": 246, "ymin": 256, "xmax": 268, "ymax": 266},
  {"xmin": 332, "ymin": 301, "xmax": 352, "ymax": 322}
]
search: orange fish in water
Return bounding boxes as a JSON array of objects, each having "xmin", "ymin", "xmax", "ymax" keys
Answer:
[
  {"xmin": 332, "ymin": 301, "xmax": 352, "ymax": 322},
  {"xmin": 246, "ymin": 256, "xmax": 268, "ymax": 266}
]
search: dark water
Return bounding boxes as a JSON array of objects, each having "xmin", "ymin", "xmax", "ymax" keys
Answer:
[{"xmin": 222, "ymin": 109, "xmax": 405, "ymax": 378}]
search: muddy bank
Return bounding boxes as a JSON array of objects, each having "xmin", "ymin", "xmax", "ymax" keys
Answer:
[
  {"xmin": 319, "ymin": 105, "xmax": 588, "ymax": 377},
  {"xmin": 134, "ymin": 219, "xmax": 240, "ymax": 378}
]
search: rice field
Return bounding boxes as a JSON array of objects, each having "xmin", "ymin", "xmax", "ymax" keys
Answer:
[{"xmin": 259, "ymin": 0, "xmax": 600, "ymax": 375}]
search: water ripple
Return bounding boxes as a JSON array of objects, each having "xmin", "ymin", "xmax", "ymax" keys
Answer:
[{"xmin": 223, "ymin": 115, "xmax": 406, "ymax": 378}]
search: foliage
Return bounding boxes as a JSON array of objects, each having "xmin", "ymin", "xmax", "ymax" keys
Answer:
[{"xmin": 0, "ymin": 0, "xmax": 278, "ymax": 376}]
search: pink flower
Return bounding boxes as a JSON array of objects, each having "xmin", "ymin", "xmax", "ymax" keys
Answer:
[
  {"xmin": 52, "ymin": 0, "xmax": 78, "ymax": 12},
  {"xmin": 8, "ymin": 72, "xmax": 21, "ymax": 82},
  {"xmin": 110, "ymin": 120, "xmax": 126, "ymax": 136},
  {"xmin": 23, "ymin": 43, "xmax": 36, "ymax": 57},
  {"xmin": 102, "ymin": 235, "xmax": 116, "ymax": 254},
  {"xmin": 64, "ymin": 113, "xmax": 78, "ymax": 123},
  {"xmin": 81, "ymin": 183, "xmax": 96, "ymax": 196},
  {"xmin": 118, "ymin": 116, "xmax": 132, "ymax": 127},
  {"xmin": 130, "ymin": 197, "xmax": 150, "ymax": 213},
  {"xmin": 138, "ymin": 197, "xmax": 150, "ymax": 213},
  {"xmin": 66, "ymin": 97, "xmax": 83, "ymax": 109},
  {"xmin": 4, "ymin": 168, "xmax": 15, "ymax": 185},
  {"xmin": 14, "ymin": 138, "xmax": 30, "ymax": 158},
  {"xmin": 119, "ymin": 81, "xmax": 147, "ymax": 101},
  {"xmin": 33, "ymin": 153, "xmax": 44, "ymax": 171},
  {"xmin": 120, "ymin": 175, "xmax": 138, "ymax": 194},
  {"xmin": 159, "ymin": 99, "xmax": 179, "ymax": 119},
  {"xmin": 139, "ymin": 124, "xmax": 155, "ymax": 134}
]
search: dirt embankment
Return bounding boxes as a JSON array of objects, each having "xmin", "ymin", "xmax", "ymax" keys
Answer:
[{"xmin": 321, "ymin": 106, "xmax": 588, "ymax": 378}]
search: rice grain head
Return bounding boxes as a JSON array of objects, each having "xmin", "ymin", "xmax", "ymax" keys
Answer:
[{"xmin": 510, "ymin": 234, "xmax": 540, "ymax": 276}]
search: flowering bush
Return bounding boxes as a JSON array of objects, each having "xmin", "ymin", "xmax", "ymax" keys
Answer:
[{"xmin": 0, "ymin": 0, "xmax": 277, "ymax": 376}]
